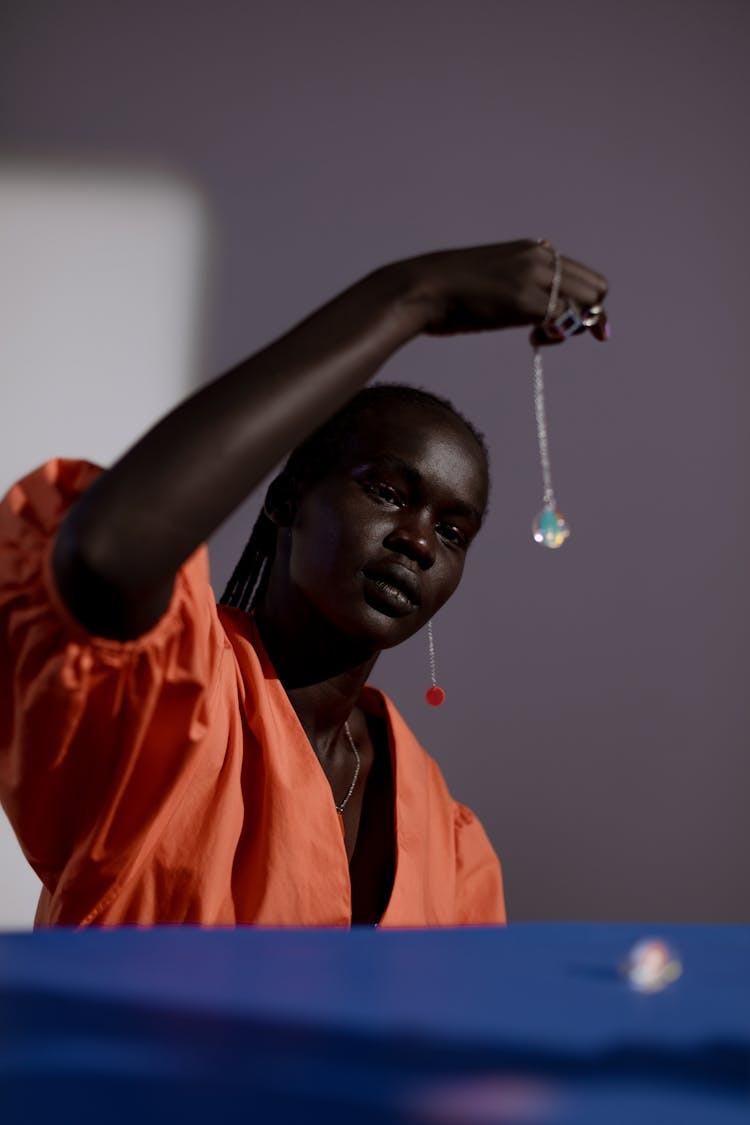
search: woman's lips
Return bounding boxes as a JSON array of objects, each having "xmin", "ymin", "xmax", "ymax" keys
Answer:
[{"xmin": 361, "ymin": 565, "xmax": 420, "ymax": 616}]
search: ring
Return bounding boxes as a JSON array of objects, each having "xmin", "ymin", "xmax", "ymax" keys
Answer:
[
  {"xmin": 551, "ymin": 303, "xmax": 584, "ymax": 338},
  {"xmin": 541, "ymin": 301, "xmax": 583, "ymax": 340},
  {"xmin": 542, "ymin": 301, "xmax": 603, "ymax": 340}
]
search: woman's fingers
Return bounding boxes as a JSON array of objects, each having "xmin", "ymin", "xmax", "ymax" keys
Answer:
[
  {"xmin": 589, "ymin": 309, "xmax": 609, "ymax": 342},
  {"xmin": 530, "ymin": 325, "xmax": 567, "ymax": 347},
  {"xmin": 413, "ymin": 239, "xmax": 609, "ymax": 336},
  {"xmin": 532, "ymin": 247, "xmax": 608, "ymax": 323},
  {"xmin": 560, "ymin": 255, "xmax": 608, "ymax": 299},
  {"xmin": 557, "ymin": 261, "xmax": 608, "ymax": 315},
  {"xmin": 531, "ymin": 250, "xmax": 609, "ymax": 343}
]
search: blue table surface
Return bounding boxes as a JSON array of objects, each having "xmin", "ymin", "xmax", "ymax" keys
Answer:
[{"xmin": 1, "ymin": 923, "xmax": 749, "ymax": 1124}]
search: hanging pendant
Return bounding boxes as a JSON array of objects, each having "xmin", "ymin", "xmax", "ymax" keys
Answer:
[
  {"xmin": 425, "ymin": 619, "xmax": 446, "ymax": 706},
  {"xmin": 531, "ymin": 337, "xmax": 570, "ymax": 550},
  {"xmin": 425, "ymin": 685, "xmax": 446, "ymax": 707},
  {"xmin": 532, "ymin": 504, "xmax": 570, "ymax": 549}
]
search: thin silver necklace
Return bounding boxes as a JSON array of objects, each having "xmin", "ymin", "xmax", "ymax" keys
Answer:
[{"xmin": 335, "ymin": 721, "xmax": 361, "ymax": 814}]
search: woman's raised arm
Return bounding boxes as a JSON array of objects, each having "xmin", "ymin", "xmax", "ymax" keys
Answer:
[{"xmin": 52, "ymin": 240, "xmax": 607, "ymax": 639}]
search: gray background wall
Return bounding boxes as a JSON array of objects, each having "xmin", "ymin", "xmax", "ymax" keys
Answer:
[{"xmin": 1, "ymin": 0, "xmax": 747, "ymax": 926}]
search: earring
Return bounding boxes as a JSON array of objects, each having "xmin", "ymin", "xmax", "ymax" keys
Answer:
[{"xmin": 425, "ymin": 619, "xmax": 446, "ymax": 706}]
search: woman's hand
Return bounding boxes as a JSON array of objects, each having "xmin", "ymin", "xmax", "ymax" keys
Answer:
[{"xmin": 398, "ymin": 239, "xmax": 608, "ymax": 342}]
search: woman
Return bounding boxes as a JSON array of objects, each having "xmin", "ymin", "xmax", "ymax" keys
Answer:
[{"xmin": 0, "ymin": 239, "xmax": 608, "ymax": 927}]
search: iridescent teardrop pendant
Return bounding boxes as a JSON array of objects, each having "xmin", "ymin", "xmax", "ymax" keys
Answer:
[
  {"xmin": 532, "ymin": 504, "xmax": 570, "ymax": 549},
  {"xmin": 425, "ymin": 618, "xmax": 446, "ymax": 706},
  {"xmin": 532, "ymin": 344, "xmax": 571, "ymax": 549}
]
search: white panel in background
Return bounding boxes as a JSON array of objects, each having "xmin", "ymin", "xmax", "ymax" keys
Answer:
[
  {"xmin": 0, "ymin": 163, "xmax": 209, "ymax": 928},
  {"xmin": 0, "ymin": 162, "xmax": 209, "ymax": 486}
]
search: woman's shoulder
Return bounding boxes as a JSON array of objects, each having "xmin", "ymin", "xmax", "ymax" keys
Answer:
[{"xmin": 1, "ymin": 455, "xmax": 219, "ymax": 661}]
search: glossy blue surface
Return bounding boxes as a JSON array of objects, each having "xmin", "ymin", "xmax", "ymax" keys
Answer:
[{"xmin": 1, "ymin": 924, "xmax": 749, "ymax": 1123}]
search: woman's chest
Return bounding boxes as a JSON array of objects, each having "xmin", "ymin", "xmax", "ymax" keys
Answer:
[{"xmin": 335, "ymin": 712, "xmax": 396, "ymax": 924}]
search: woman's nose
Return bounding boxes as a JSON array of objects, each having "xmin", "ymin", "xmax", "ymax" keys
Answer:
[{"xmin": 384, "ymin": 519, "xmax": 436, "ymax": 568}]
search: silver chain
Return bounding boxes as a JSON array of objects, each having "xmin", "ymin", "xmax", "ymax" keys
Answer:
[
  {"xmin": 545, "ymin": 250, "xmax": 562, "ymax": 321},
  {"xmin": 427, "ymin": 618, "xmax": 437, "ymax": 686},
  {"xmin": 532, "ymin": 246, "xmax": 563, "ymax": 510},
  {"xmin": 533, "ymin": 346, "xmax": 556, "ymax": 509},
  {"xmin": 335, "ymin": 721, "xmax": 361, "ymax": 814}
]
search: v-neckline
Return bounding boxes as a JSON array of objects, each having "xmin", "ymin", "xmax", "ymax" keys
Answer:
[{"xmin": 244, "ymin": 612, "xmax": 401, "ymax": 923}]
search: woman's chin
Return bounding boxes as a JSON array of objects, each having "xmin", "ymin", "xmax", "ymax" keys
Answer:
[{"xmin": 355, "ymin": 599, "xmax": 424, "ymax": 649}]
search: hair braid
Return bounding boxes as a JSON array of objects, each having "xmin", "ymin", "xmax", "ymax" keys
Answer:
[{"xmin": 220, "ymin": 509, "xmax": 277, "ymax": 610}]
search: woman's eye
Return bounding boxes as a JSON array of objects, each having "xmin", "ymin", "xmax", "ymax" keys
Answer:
[
  {"xmin": 364, "ymin": 482, "xmax": 402, "ymax": 505},
  {"xmin": 438, "ymin": 524, "xmax": 468, "ymax": 548}
]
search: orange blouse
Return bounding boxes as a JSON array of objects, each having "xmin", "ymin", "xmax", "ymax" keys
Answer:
[{"xmin": 0, "ymin": 459, "xmax": 506, "ymax": 928}]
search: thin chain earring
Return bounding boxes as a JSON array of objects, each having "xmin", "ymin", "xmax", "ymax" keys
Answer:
[{"xmin": 425, "ymin": 619, "xmax": 446, "ymax": 706}]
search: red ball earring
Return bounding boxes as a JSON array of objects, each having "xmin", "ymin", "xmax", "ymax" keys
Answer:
[{"xmin": 425, "ymin": 618, "xmax": 446, "ymax": 706}]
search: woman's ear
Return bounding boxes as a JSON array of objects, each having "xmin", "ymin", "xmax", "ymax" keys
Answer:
[{"xmin": 263, "ymin": 474, "xmax": 298, "ymax": 527}]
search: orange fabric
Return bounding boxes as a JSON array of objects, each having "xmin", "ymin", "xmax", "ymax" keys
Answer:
[{"xmin": 0, "ymin": 459, "xmax": 506, "ymax": 928}]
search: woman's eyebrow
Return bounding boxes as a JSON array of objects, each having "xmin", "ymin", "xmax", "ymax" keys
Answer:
[
  {"xmin": 364, "ymin": 453, "xmax": 421, "ymax": 486},
  {"xmin": 361, "ymin": 454, "xmax": 483, "ymax": 526},
  {"xmin": 448, "ymin": 499, "xmax": 483, "ymax": 526}
]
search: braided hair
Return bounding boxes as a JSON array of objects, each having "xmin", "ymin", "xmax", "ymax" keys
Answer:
[{"xmin": 219, "ymin": 383, "xmax": 488, "ymax": 613}]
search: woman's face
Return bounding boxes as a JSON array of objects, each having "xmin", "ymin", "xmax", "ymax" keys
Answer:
[{"xmin": 278, "ymin": 400, "xmax": 488, "ymax": 649}]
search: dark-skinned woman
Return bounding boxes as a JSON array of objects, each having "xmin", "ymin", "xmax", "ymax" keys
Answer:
[{"xmin": 0, "ymin": 240, "xmax": 608, "ymax": 927}]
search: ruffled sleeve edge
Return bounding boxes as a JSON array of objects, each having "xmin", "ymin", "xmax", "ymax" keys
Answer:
[{"xmin": 40, "ymin": 533, "xmax": 214, "ymax": 655}]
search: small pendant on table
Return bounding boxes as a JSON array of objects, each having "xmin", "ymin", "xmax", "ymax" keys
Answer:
[{"xmin": 533, "ymin": 505, "xmax": 570, "ymax": 549}]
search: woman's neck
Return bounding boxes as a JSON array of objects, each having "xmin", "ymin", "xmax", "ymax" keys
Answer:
[{"xmin": 253, "ymin": 604, "xmax": 379, "ymax": 747}]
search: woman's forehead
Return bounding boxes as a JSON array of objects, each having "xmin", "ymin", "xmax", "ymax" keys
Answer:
[
  {"xmin": 341, "ymin": 401, "xmax": 489, "ymax": 507},
  {"xmin": 345, "ymin": 398, "xmax": 482, "ymax": 455}
]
